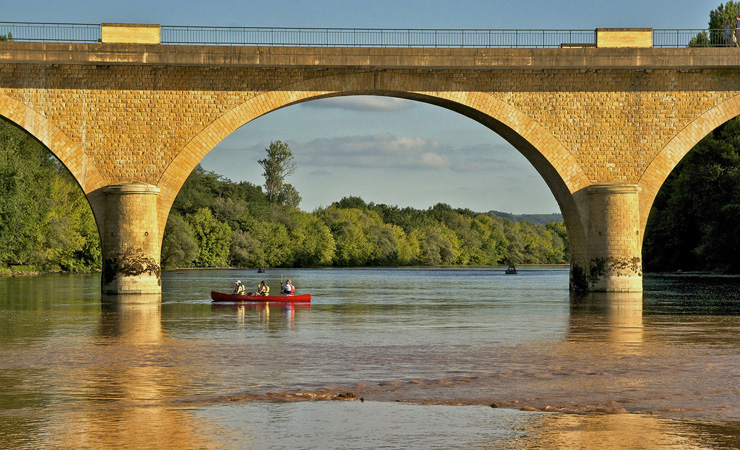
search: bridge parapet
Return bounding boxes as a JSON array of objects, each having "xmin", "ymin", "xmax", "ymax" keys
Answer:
[{"xmin": 0, "ymin": 22, "xmax": 728, "ymax": 48}]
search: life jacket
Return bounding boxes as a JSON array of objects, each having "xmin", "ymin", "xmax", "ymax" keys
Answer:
[{"xmin": 258, "ymin": 284, "xmax": 270, "ymax": 295}]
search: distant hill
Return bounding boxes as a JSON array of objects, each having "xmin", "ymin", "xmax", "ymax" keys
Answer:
[{"xmin": 490, "ymin": 211, "xmax": 563, "ymax": 225}]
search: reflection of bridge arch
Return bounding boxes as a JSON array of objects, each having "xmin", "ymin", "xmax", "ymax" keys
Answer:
[{"xmin": 159, "ymin": 72, "xmax": 592, "ymax": 269}]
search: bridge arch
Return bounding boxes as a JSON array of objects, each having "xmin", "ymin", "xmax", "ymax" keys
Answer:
[
  {"xmin": 0, "ymin": 94, "xmax": 110, "ymax": 264},
  {"xmin": 157, "ymin": 71, "xmax": 593, "ymax": 270},
  {"xmin": 639, "ymin": 93, "xmax": 740, "ymax": 233},
  {"xmin": 0, "ymin": 93, "xmax": 106, "ymax": 195}
]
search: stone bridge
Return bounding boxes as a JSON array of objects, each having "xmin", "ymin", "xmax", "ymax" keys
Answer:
[{"xmin": 1, "ymin": 25, "xmax": 739, "ymax": 298}]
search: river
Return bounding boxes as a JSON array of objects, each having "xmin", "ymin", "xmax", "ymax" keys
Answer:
[{"xmin": 2, "ymin": 267, "xmax": 740, "ymax": 449}]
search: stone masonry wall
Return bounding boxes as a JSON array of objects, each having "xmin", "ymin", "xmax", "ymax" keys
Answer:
[{"xmin": 1, "ymin": 64, "xmax": 738, "ymax": 197}]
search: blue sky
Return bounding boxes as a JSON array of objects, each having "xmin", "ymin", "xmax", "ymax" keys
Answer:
[{"xmin": 5, "ymin": 1, "xmax": 719, "ymax": 213}]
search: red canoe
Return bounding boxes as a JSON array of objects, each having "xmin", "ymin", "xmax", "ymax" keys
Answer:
[{"xmin": 211, "ymin": 291, "xmax": 311, "ymax": 303}]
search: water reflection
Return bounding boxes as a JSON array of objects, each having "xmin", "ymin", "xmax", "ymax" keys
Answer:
[
  {"xmin": 99, "ymin": 300, "xmax": 163, "ymax": 341},
  {"xmin": 212, "ymin": 302, "xmax": 310, "ymax": 329},
  {"xmin": 101, "ymin": 292, "xmax": 162, "ymax": 305},
  {"xmin": 48, "ymin": 302, "xmax": 208, "ymax": 449},
  {"xmin": 5, "ymin": 269, "xmax": 740, "ymax": 448},
  {"xmin": 524, "ymin": 413, "xmax": 732, "ymax": 449},
  {"xmin": 569, "ymin": 291, "xmax": 643, "ymax": 346}
]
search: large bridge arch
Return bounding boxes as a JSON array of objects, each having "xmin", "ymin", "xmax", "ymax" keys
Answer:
[
  {"xmin": 158, "ymin": 71, "xmax": 594, "ymax": 275},
  {"xmin": 0, "ymin": 94, "xmax": 110, "ymax": 266},
  {"xmin": 638, "ymin": 93, "xmax": 740, "ymax": 234}
]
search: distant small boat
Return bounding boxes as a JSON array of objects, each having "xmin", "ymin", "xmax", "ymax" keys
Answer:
[
  {"xmin": 211, "ymin": 291, "xmax": 311, "ymax": 303},
  {"xmin": 257, "ymin": 268, "xmax": 265, "ymax": 273},
  {"xmin": 505, "ymin": 265, "xmax": 518, "ymax": 274}
]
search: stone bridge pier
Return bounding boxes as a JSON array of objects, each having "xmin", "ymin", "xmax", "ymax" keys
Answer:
[
  {"xmin": 94, "ymin": 182, "xmax": 162, "ymax": 296},
  {"xmin": 571, "ymin": 183, "xmax": 643, "ymax": 292}
]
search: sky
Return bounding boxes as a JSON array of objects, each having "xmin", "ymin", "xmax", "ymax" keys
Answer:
[{"xmin": 4, "ymin": 0, "xmax": 720, "ymax": 214}]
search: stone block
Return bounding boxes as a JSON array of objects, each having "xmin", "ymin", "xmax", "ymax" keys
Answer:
[
  {"xmin": 596, "ymin": 28, "xmax": 653, "ymax": 48},
  {"xmin": 101, "ymin": 23, "xmax": 161, "ymax": 44}
]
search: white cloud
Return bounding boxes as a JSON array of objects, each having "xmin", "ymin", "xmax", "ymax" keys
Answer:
[
  {"xmin": 289, "ymin": 134, "xmax": 530, "ymax": 175},
  {"xmin": 295, "ymin": 134, "xmax": 450, "ymax": 169},
  {"xmin": 419, "ymin": 152, "xmax": 450, "ymax": 168},
  {"xmin": 304, "ymin": 96, "xmax": 416, "ymax": 112}
]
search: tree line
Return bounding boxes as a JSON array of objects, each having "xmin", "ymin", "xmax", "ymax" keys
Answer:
[
  {"xmin": 0, "ymin": 121, "xmax": 569, "ymax": 272},
  {"xmin": 161, "ymin": 153, "xmax": 570, "ymax": 269}
]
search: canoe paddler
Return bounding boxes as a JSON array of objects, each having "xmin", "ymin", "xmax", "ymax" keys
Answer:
[
  {"xmin": 281, "ymin": 279, "xmax": 295, "ymax": 296},
  {"xmin": 234, "ymin": 280, "xmax": 245, "ymax": 295},
  {"xmin": 257, "ymin": 280, "xmax": 270, "ymax": 296}
]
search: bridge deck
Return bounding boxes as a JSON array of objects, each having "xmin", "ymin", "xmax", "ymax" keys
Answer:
[{"xmin": 2, "ymin": 41, "xmax": 740, "ymax": 69}]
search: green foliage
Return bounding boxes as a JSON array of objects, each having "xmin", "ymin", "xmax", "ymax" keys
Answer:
[
  {"xmin": 644, "ymin": 116, "xmax": 740, "ymax": 273},
  {"xmin": 318, "ymin": 206, "xmax": 378, "ymax": 265},
  {"xmin": 0, "ymin": 117, "xmax": 100, "ymax": 272},
  {"xmin": 259, "ymin": 140, "xmax": 301, "ymax": 207},
  {"xmin": 161, "ymin": 213, "xmax": 198, "ymax": 268},
  {"xmin": 0, "ymin": 33, "xmax": 12, "ymax": 42},
  {"xmin": 1, "ymin": 115, "xmax": 568, "ymax": 273},
  {"xmin": 288, "ymin": 212, "xmax": 336, "ymax": 266},
  {"xmin": 690, "ymin": 2, "xmax": 740, "ymax": 47},
  {"xmin": 1, "ymin": 116, "xmax": 568, "ymax": 273},
  {"xmin": 708, "ymin": 1, "xmax": 740, "ymax": 29},
  {"xmin": 189, "ymin": 208, "xmax": 232, "ymax": 267}
]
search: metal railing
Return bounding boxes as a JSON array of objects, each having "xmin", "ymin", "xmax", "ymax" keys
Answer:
[
  {"xmin": 0, "ymin": 22, "xmax": 735, "ymax": 49},
  {"xmin": 0, "ymin": 22, "xmax": 100, "ymax": 43},
  {"xmin": 160, "ymin": 26, "xmax": 596, "ymax": 48},
  {"xmin": 653, "ymin": 28, "xmax": 733, "ymax": 48}
]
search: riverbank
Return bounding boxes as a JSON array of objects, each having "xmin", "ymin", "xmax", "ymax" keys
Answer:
[
  {"xmin": 0, "ymin": 266, "xmax": 101, "ymax": 277},
  {"xmin": 1, "ymin": 264, "xmax": 573, "ymax": 278}
]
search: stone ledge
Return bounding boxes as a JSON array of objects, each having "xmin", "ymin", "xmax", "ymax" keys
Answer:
[{"xmin": 3, "ymin": 42, "xmax": 740, "ymax": 69}]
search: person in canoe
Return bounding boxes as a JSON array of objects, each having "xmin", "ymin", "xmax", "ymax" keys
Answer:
[
  {"xmin": 257, "ymin": 280, "xmax": 270, "ymax": 296},
  {"xmin": 282, "ymin": 279, "xmax": 295, "ymax": 296},
  {"xmin": 234, "ymin": 280, "xmax": 246, "ymax": 295}
]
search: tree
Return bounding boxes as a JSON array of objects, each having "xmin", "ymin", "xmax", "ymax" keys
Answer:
[
  {"xmin": 419, "ymin": 225, "xmax": 457, "ymax": 265},
  {"xmin": 161, "ymin": 213, "xmax": 198, "ymax": 268},
  {"xmin": 690, "ymin": 2, "xmax": 740, "ymax": 47},
  {"xmin": 644, "ymin": 115, "xmax": 740, "ymax": 273},
  {"xmin": 42, "ymin": 175, "xmax": 101, "ymax": 271},
  {"xmin": 318, "ymin": 206, "xmax": 376, "ymax": 266},
  {"xmin": 334, "ymin": 196, "xmax": 368, "ymax": 210},
  {"xmin": 229, "ymin": 228, "xmax": 261, "ymax": 267},
  {"xmin": 290, "ymin": 214, "xmax": 336, "ymax": 266},
  {"xmin": 707, "ymin": 1, "xmax": 740, "ymax": 29},
  {"xmin": 258, "ymin": 140, "xmax": 301, "ymax": 207},
  {"xmin": 188, "ymin": 208, "xmax": 232, "ymax": 267}
]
